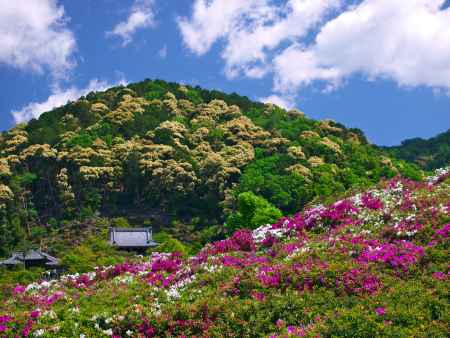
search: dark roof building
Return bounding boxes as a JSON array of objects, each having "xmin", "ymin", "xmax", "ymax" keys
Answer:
[
  {"xmin": 109, "ymin": 227, "xmax": 158, "ymax": 250},
  {"xmin": 0, "ymin": 250, "xmax": 60, "ymax": 268}
]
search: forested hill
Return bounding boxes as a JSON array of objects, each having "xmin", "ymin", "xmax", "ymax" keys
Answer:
[
  {"xmin": 385, "ymin": 129, "xmax": 450, "ymax": 170},
  {"xmin": 0, "ymin": 79, "xmax": 421, "ymax": 256}
]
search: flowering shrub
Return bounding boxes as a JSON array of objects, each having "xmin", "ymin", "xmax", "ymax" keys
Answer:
[
  {"xmin": 358, "ymin": 241, "xmax": 425, "ymax": 271},
  {"xmin": 0, "ymin": 168, "xmax": 448, "ymax": 337}
]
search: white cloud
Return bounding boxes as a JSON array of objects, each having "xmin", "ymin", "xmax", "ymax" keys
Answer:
[
  {"xmin": 108, "ymin": 0, "xmax": 155, "ymax": 46},
  {"xmin": 273, "ymin": 46, "xmax": 343, "ymax": 93},
  {"xmin": 259, "ymin": 94, "xmax": 295, "ymax": 110},
  {"xmin": 274, "ymin": 0, "xmax": 450, "ymax": 94},
  {"xmin": 178, "ymin": 0, "xmax": 263, "ymax": 55},
  {"xmin": 12, "ymin": 78, "xmax": 127, "ymax": 123},
  {"xmin": 180, "ymin": 0, "xmax": 450, "ymax": 99},
  {"xmin": 0, "ymin": 0, "xmax": 76, "ymax": 79},
  {"xmin": 178, "ymin": 0, "xmax": 342, "ymax": 78}
]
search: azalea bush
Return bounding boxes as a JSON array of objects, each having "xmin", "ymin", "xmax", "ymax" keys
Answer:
[{"xmin": 0, "ymin": 168, "xmax": 448, "ymax": 337}]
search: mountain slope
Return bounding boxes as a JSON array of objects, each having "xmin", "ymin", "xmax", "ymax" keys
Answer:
[
  {"xmin": 1, "ymin": 168, "xmax": 448, "ymax": 337},
  {"xmin": 385, "ymin": 129, "xmax": 450, "ymax": 170},
  {"xmin": 0, "ymin": 79, "xmax": 421, "ymax": 256}
]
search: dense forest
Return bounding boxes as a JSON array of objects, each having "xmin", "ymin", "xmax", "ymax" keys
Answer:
[
  {"xmin": 0, "ymin": 79, "xmax": 422, "ymax": 258},
  {"xmin": 385, "ymin": 129, "xmax": 450, "ymax": 170}
]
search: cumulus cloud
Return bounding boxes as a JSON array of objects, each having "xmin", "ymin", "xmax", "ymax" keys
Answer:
[
  {"xmin": 0, "ymin": 0, "xmax": 76, "ymax": 79},
  {"xmin": 274, "ymin": 0, "xmax": 450, "ymax": 94},
  {"xmin": 108, "ymin": 0, "xmax": 156, "ymax": 46},
  {"xmin": 180, "ymin": 0, "xmax": 450, "ymax": 98},
  {"xmin": 12, "ymin": 78, "xmax": 127, "ymax": 123},
  {"xmin": 178, "ymin": 0, "xmax": 341, "ymax": 78}
]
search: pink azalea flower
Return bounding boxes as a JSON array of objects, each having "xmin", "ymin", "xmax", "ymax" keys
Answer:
[
  {"xmin": 13, "ymin": 284, "xmax": 26, "ymax": 296},
  {"xmin": 276, "ymin": 319, "xmax": 285, "ymax": 328},
  {"xmin": 0, "ymin": 315, "xmax": 12, "ymax": 324},
  {"xmin": 30, "ymin": 310, "xmax": 40, "ymax": 319},
  {"xmin": 432, "ymin": 272, "xmax": 446, "ymax": 281},
  {"xmin": 375, "ymin": 307, "xmax": 386, "ymax": 316}
]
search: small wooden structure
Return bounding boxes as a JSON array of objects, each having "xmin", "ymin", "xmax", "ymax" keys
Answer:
[
  {"xmin": 108, "ymin": 227, "xmax": 158, "ymax": 251},
  {"xmin": 0, "ymin": 250, "xmax": 60, "ymax": 269}
]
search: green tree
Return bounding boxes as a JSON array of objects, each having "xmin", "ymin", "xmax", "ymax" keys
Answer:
[{"xmin": 226, "ymin": 192, "xmax": 282, "ymax": 232}]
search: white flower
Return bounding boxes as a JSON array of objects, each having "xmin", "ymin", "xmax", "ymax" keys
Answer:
[
  {"xmin": 252, "ymin": 224, "xmax": 288, "ymax": 243},
  {"xmin": 40, "ymin": 281, "xmax": 50, "ymax": 288},
  {"xmin": 126, "ymin": 330, "xmax": 133, "ymax": 336},
  {"xmin": 33, "ymin": 329, "xmax": 45, "ymax": 337},
  {"xmin": 166, "ymin": 287, "xmax": 181, "ymax": 300},
  {"xmin": 103, "ymin": 328, "xmax": 113, "ymax": 336}
]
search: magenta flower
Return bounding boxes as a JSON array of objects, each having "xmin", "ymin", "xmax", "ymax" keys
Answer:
[
  {"xmin": 22, "ymin": 319, "xmax": 33, "ymax": 337},
  {"xmin": 435, "ymin": 223, "xmax": 450, "ymax": 239},
  {"xmin": 29, "ymin": 310, "xmax": 40, "ymax": 319},
  {"xmin": 0, "ymin": 324, "xmax": 7, "ymax": 332},
  {"xmin": 338, "ymin": 268, "xmax": 381, "ymax": 295},
  {"xmin": 287, "ymin": 325, "xmax": 307, "ymax": 336},
  {"xmin": 231, "ymin": 229, "xmax": 256, "ymax": 251},
  {"xmin": 0, "ymin": 316, "xmax": 12, "ymax": 324},
  {"xmin": 46, "ymin": 291, "xmax": 64, "ymax": 305},
  {"xmin": 432, "ymin": 272, "xmax": 446, "ymax": 281},
  {"xmin": 13, "ymin": 284, "xmax": 26, "ymax": 296},
  {"xmin": 358, "ymin": 240, "xmax": 424, "ymax": 271},
  {"xmin": 139, "ymin": 319, "xmax": 155, "ymax": 337},
  {"xmin": 251, "ymin": 290, "xmax": 266, "ymax": 302},
  {"xmin": 361, "ymin": 193, "xmax": 383, "ymax": 210},
  {"xmin": 257, "ymin": 266, "xmax": 282, "ymax": 288},
  {"xmin": 276, "ymin": 319, "xmax": 285, "ymax": 328},
  {"xmin": 375, "ymin": 307, "xmax": 386, "ymax": 316}
]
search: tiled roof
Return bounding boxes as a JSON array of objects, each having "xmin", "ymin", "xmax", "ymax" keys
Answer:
[
  {"xmin": 109, "ymin": 227, "xmax": 158, "ymax": 248},
  {"xmin": 1, "ymin": 253, "xmax": 22, "ymax": 265},
  {"xmin": 0, "ymin": 250, "xmax": 60, "ymax": 266}
]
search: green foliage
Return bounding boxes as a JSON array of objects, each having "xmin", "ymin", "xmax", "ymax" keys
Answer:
[
  {"xmin": 151, "ymin": 232, "xmax": 190, "ymax": 257},
  {"xmin": 0, "ymin": 217, "xmax": 26, "ymax": 256},
  {"xmin": 111, "ymin": 217, "xmax": 131, "ymax": 228},
  {"xmin": 227, "ymin": 192, "xmax": 282, "ymax": 232},
  {"xmin": 66, "ymin": 133, "xmax": 94, "ymax": 148},
  {"xmin": 61, "ymin": 236, "xmax": 126, "ymax": 273},
  {"xmin": 30, "ymin": 226, "xmax": 47, "ymax": 239},
  {"xmin": 0, "ymin": 78, "xmax": 427, "ymax": 263},
  {"xmin": 144, "ymin": 81, "xmax": 168, "ymax": 100},
  {"xmin": 386, "ymin": 129, "xmax": 450, "ymax": 170}
]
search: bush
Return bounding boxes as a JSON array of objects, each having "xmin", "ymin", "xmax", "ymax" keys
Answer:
[
  {"xmin": 151, "ymin": 232, "xmax": 190, "ymax": 257},
  {"xmin": 226, "ymin": 192, "xmax": 282, "ymax": 232},
  {"xmin": 61, "ymin": 236, "xmax": 126, "ymax": 273},
  {"xmin": 111, "ymin": 217, "xmax": 131, "ymax": 228}
]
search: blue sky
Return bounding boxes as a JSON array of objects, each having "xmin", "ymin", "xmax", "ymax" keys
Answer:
[{"xmin": 1, "ymin": 0, "xmax": 449, "ymax": 146}]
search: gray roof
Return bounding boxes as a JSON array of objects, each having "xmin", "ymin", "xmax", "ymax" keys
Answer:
[
  {"xmin": 22, "ymin": 250, "xmax": 46, "ymax": 260},
  {"xmin": 109, "ymin": 227, "xmax": 158, "ymax": 248},
  {"xmin": 0, "ymin": 250, "xmax": 59, "ymax": 266},
  {"xmin": 1, "ymin": 253, "xmax": 22, "ymax": 265}
]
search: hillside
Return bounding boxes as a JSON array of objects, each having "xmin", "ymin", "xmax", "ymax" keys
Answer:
[
  {"xmin": 0, "ymin": 168, "xmax": 448, "ymax": 337},
  {"xmin": 385, "ymin": 129, "xmax": 450, "ymax": 170},
  {"xmin": 0, "ymin": 79, "xmax": 422, "ymax": 258}
]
